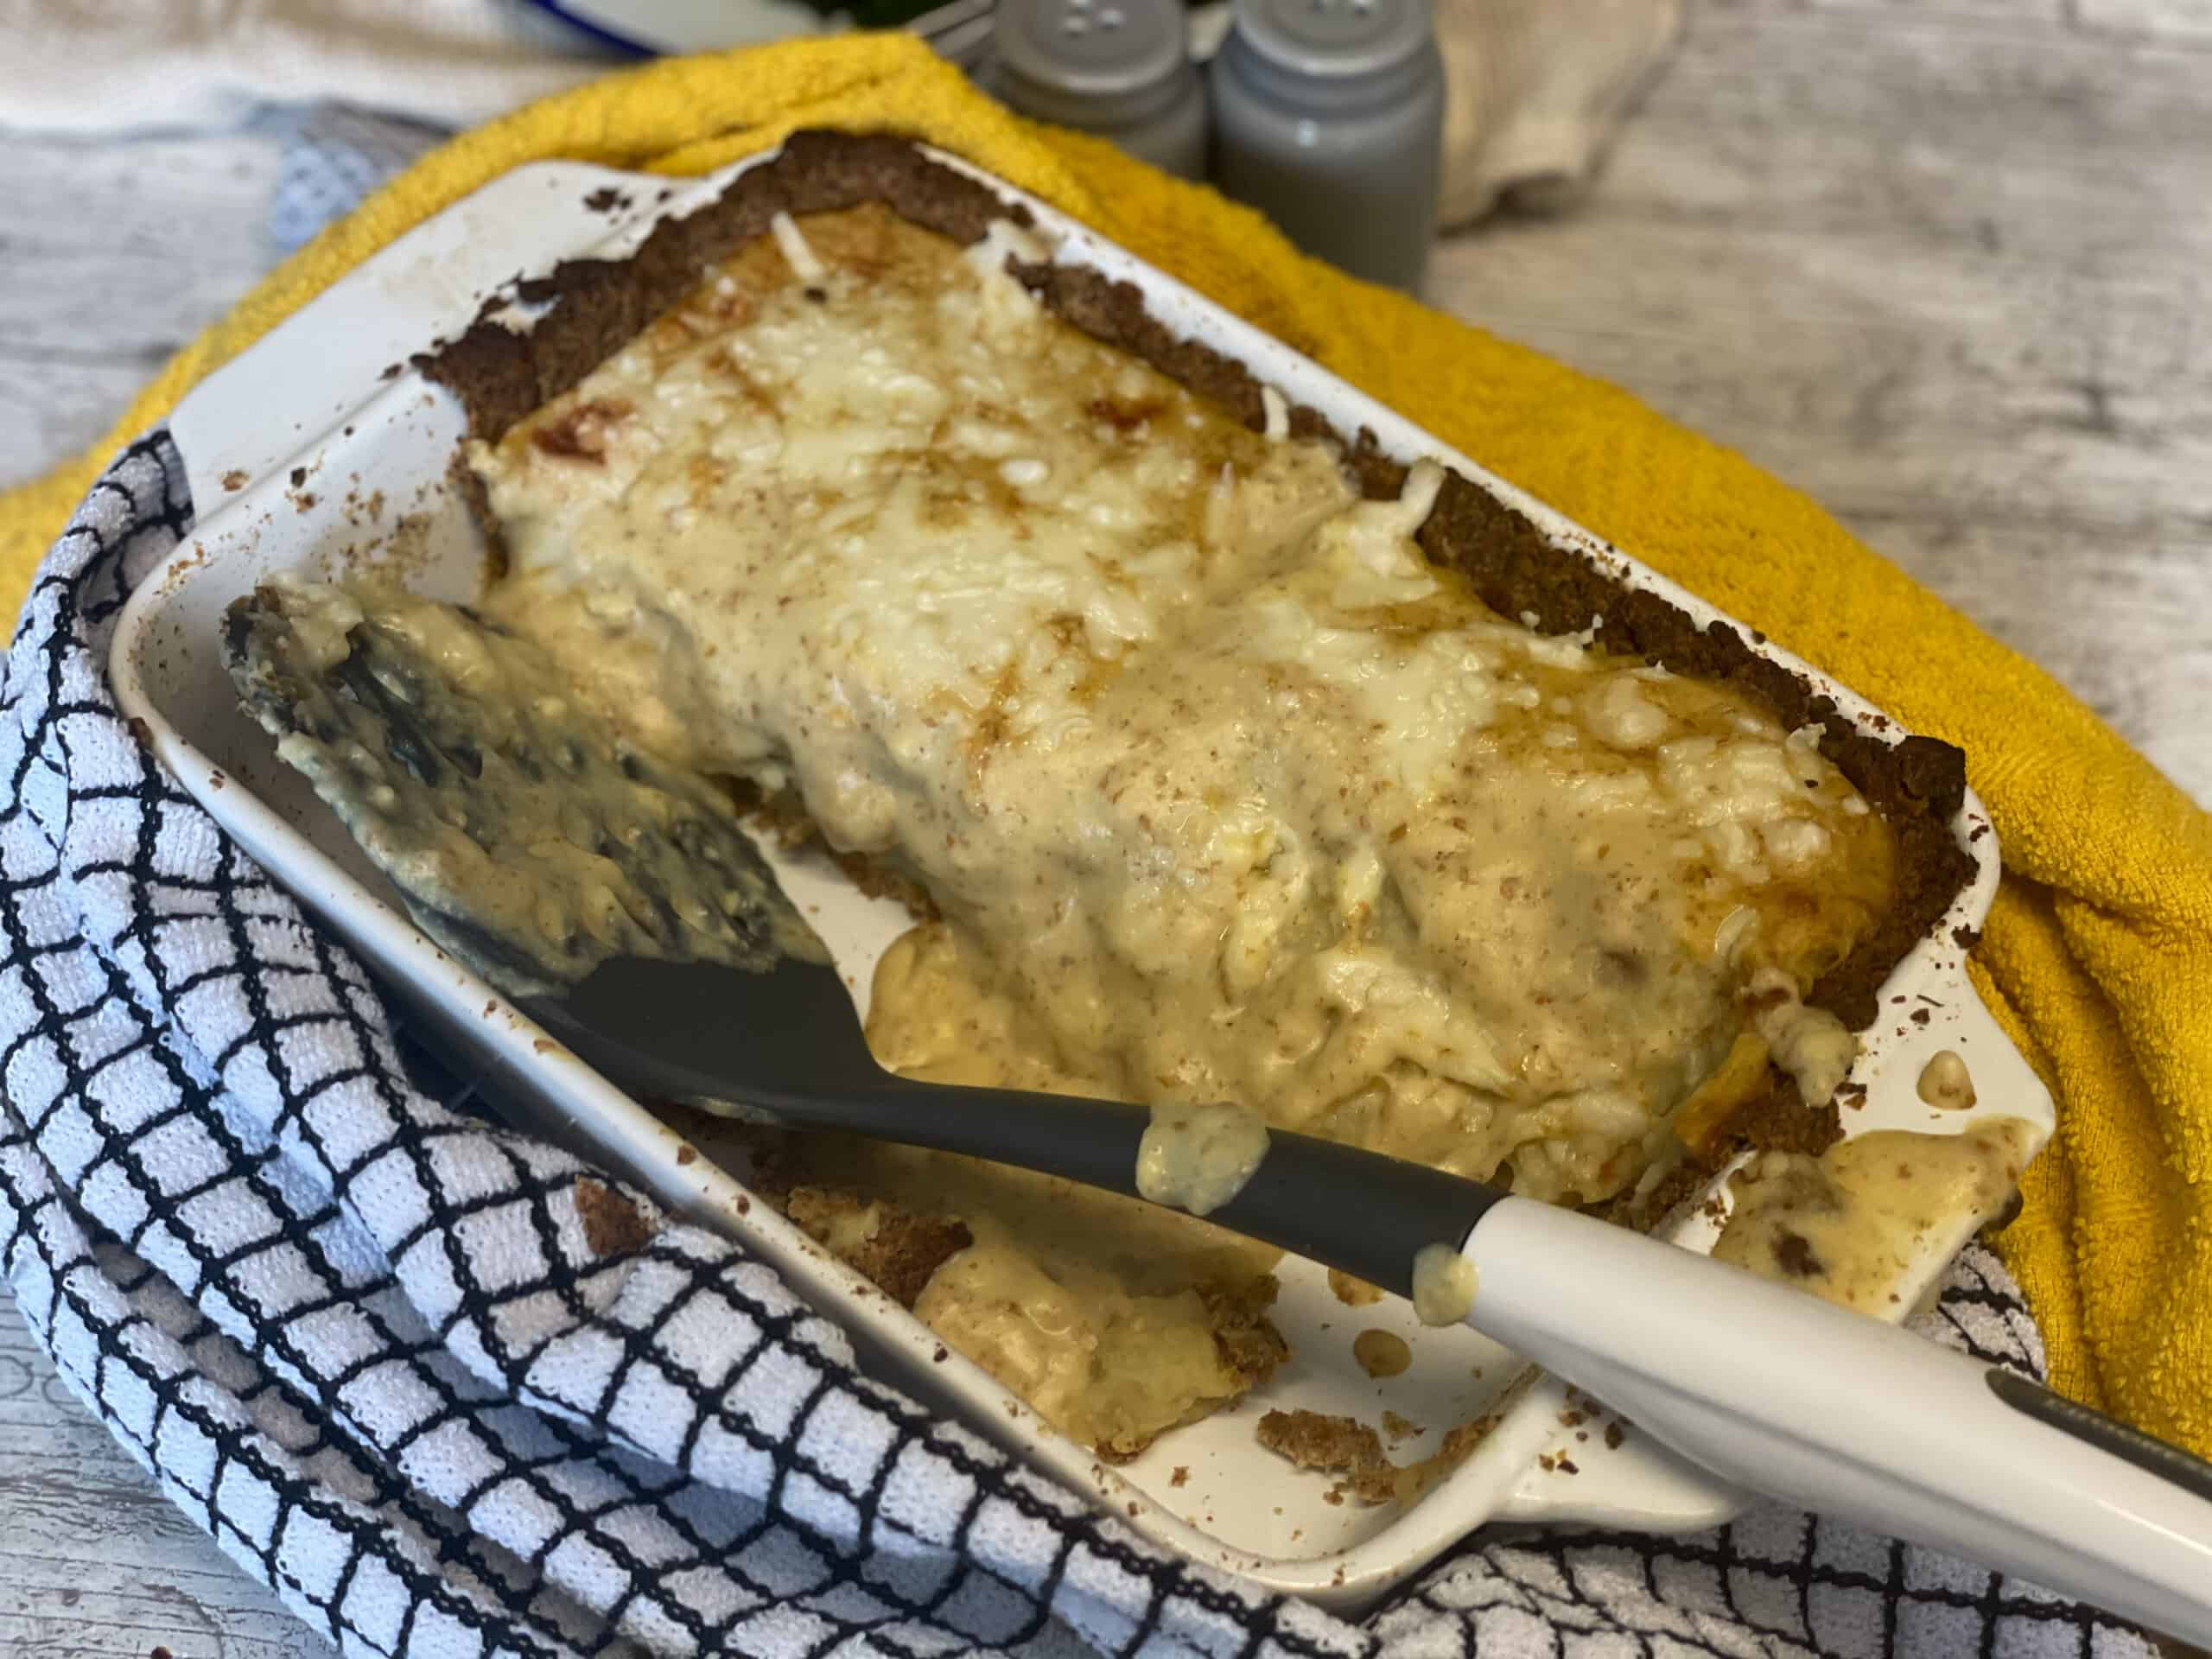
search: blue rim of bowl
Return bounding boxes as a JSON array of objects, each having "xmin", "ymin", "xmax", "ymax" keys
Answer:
[
  {"xmin": 518, "ymin": 0, "xmax": 1001, "ymax": 60},
  {"xmin": 518, "ymin": 0, "xmax": 661, "ymax": 56}
]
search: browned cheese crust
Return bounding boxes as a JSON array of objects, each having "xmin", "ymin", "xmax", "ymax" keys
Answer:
[{"xmin": 1255, "ymin": 1408, "xmax": 1504, "ymax": 1506}]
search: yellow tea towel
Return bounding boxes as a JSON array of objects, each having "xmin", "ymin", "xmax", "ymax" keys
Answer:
[{"xmin": 4, "ymin": 34, "xmax": 2206, "ymax": 1457}]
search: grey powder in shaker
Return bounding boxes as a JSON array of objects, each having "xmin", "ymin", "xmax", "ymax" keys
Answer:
[
  {"xmin": 1209, "ymin": 0, "xmax": 1446, "ymax": 290},
  {"xmin": 981, "ymin": 0, "xmax": 1211, "ymax": 181}
]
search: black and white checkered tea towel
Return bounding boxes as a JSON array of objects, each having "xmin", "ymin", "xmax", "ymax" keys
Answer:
[{"xmin": 0, "ymin": 435, "xmax": 2153, "ymax": 1658}]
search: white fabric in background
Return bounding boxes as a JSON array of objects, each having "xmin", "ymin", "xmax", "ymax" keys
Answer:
[
  {"xmin": 1432, "ymin": 0, "xmax": 1683, "ymax": 225},
  {"xmin": 0, "ymin": 0, "xmax": 613, "ymax": 134}
]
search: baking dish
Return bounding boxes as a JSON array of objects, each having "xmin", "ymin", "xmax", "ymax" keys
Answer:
[{"xmin": 110, "ymin": 135, "xmax": 2054, "ymax": 1607}]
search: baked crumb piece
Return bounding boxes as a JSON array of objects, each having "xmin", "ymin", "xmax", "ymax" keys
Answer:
[
  {"xmin": 574, "ymin": 1179, "xmax": 654, "ymax": 1255},
  {"xmin": 1259, "ymin": 1410, "xmax": 1399, "ymax": 1504},
  {"xmin": 1257, "ymin": 1408, "xmax": 1503, "ymax": 1505},
  {"xmin": 1425, "ymin": 1414, "xmax": 1503, "ymax": 1484},
  {"xmin": 1203, "ymin": 1282, "xmax": 1292, "ymax": 1391},
  {"xmin": 782, "ymin": 1185, "xmax": 973, "ymax": 1307},
  {"xmin": 1326, "ymin": 1268, "xmax": 1385, "ymax": 1307}
]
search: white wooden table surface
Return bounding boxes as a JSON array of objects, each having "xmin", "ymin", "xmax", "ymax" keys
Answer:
[{"xmin": 2, "ymin": 2, "xmax": 2208, "ymax": 1652}]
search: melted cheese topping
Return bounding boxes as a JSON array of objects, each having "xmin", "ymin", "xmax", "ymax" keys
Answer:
[
  {"xmin": 470, "ymin": 204, "xmax": 1897, "ymax": 1455},
  {"xmin": 1410, "ymin": 1243, "xmax": 1478, "ymax": 1326},
  {"xmin": 1712, "ymin": 1117, "xmax": 2033, "ymax": 1315},
  {"xmin": 784, "ymin": 1135, "xmax": 1285, "ymax": 1459},
  {"xmin": 1136, "ymin": 1102, "xmax": 1271, "ymax": 1217},
  {"xmin": 1353, "ymin": 1328, "xmax": 1413, "ymax": 1376},
  {"xmin": 1746, "ymin": 966, "xmax": 1862, "ymax": 1109},
  {"xmin": 1917, "ymin": 1049, "xmax": 1976, "ymax": 1109}
]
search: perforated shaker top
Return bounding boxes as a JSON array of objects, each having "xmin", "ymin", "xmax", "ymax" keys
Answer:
[
  {"xmin": 992, "ymin": 0, "xmax": 1187, "ymax": 98},
  {"xmin": 1228, "ymin": 0, "xmax": 1433, "ymax": 80}
]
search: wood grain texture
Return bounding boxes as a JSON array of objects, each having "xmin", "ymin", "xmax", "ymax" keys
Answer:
[
  {"xmin": 0, "ymin": 126, "xmax": 334, "ymax": 1659},
  {"xmin": 0, "ymin": 1281, "xmax": 332, "ymax": 1658},
  {"xmin": 1, "ymin": 3, "xmax": 2209, "ymax": 1649},
  {"xmin": 0, "ymin": 130, "xmax": 283, "ymax": 479},
  {"xmin": 2076, "ymin": 0, "xmax": 2212, "ymax": 40}
]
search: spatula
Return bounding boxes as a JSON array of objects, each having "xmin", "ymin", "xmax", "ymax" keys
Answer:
[{"xmin": 226, "ymin": 581, "xmax": 2212, "ymax": 1646}]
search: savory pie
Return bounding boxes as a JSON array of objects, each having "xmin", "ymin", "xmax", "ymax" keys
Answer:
[{"xmin": 346, "ymin": 134, "xmax": 1981, "ymax": 1465}]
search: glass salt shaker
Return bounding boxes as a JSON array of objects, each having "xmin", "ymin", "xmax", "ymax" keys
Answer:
[
  {"xmin": 1208, "ymin": 0, "xmax": 1446, "ymax": 291},
  {"xmin": 981, "ymin": 0, "xmax": 1211, "ymax": 181}
]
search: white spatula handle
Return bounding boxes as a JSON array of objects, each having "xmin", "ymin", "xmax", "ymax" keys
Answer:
[{"xmin": 1463, "ymin": 1196, "xmax": 2212, "ymax": 1646}]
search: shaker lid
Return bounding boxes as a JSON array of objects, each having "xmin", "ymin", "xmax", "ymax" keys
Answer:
[
  {"xmin": 993, "ymin": 0, "xmax": 1189, "ymax": 98},
  {"xmin": 1228, "ymin": 0, "xmax": 1433, "ymax": 79}
]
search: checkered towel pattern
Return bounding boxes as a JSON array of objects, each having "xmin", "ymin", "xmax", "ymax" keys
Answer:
[{"xmin": 0, "ymin": 435, "xmax": 2152, "ymax": 1657}]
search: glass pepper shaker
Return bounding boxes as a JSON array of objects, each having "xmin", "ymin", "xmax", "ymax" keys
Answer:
[
  {"xmin": 1207, "ymin": 0, "xmax": 1446, "ymax": 291},
  {"xmin": 980, "ymin": 0, "xmax": 1211, "ymax": 181}
]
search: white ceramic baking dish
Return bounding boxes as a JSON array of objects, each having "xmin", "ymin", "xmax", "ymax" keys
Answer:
[{"xmin": 111, "ymin": 139, "xmax": 2054, "ymax": 1608}]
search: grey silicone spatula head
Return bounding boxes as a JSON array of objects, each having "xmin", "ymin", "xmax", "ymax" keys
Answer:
[
  {"xmin": 519, "ymin": 951, "xmax": 1503, "ymax": 1296},
  {"xmin": 221, "ymin": 578, "xmax": 831, "ymax": 998},
  {"xmin": 528, "ymin": 950, "xmax": 891, "ymax": 1103}
]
